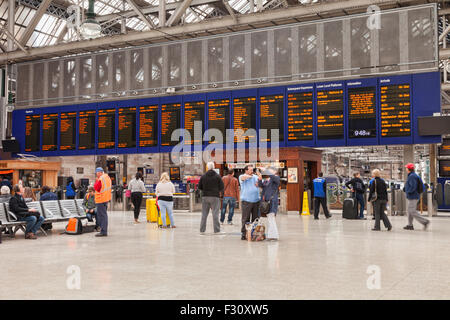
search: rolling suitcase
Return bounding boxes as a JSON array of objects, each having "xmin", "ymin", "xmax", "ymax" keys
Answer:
[
  {"xmin": 146, "ymin": 198, "xmax": 158, "ymax": 223},
  {"xmin": 342, "ymin": 197, "xmax": 358, "ymax": 219}
]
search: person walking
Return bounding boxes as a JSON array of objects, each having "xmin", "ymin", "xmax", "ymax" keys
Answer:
[
  {"xmin": 66, "ymin": 177, "xmax": 76, "ymax": 199},
  {"xmin": 94, "ymin": 167, "xmax": 112, "ymax": 237},
  {"xmin": 368, "ymin": 169, "xmax": 392, "ymax": 231},
  {"xmin": 128, "ymin": 172, "xmax": 146, "ymax": 224},
  {"xmin": 239, "ymin": 165, "xmax": 261, "ymax": 240},
  {"xmin": 312, "ymin": 172, "xmax": 331, "ymax": 220},
  {"xmin": 220, "ymin": 168, "xmax": 240, "ymax": 225},
  {"xmin": 345, "ymin": 172, "xmax": 367, "ymax": 219},
  {"xmin": 258, "ymin": 167, "xmax": 280, "ymax": 241},
  {"xmin": 9, "ymin": 185, "xmax": 45, "ymax": 239},
  {"xmin": 155, "ymin": 172, "xmax": 176, "ymax": 228},
  {"xmin": 403, "ymin": 163, "xmax": 430, "ymax": 230},
  {"xmin": 198, "ymin": 162, "xmax": 224, "ymax": 235}
]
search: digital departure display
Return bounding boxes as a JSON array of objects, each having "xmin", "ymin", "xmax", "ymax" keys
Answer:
[
  {"xmin": 184, "ymin": 101, "xmax": 205, "ymax": 144},
  {"xmin": 42, "ymin": 113, "xmax": 58, "ymax": 151},
  {"xmin": 317, "ymin": 88, "xmax": 344, "ymax": 140},
  {"xmin": 139, "ymin": 105, "xmax": 158, "ymax": 147},
  {"xmin": 98, "ymin": 109, "xmax": 116, "ymax": 149},
  {"xmin": 118, "ymin": 107, "xmax": 136, "ymax": 148},
  {"xmin": 260, "ymin": 95, "xmax": 284, "ymax": 142},
  {"xmin": 161, "ymin": 103, "xmax": 181, "ymax": 146},
  {"xmin": 25, "ymin": 114, "xmax": 40, "ymax": 152},
  {"xmin": 348, "ymin": 87, "xmax": 376, "ymax": 138},
  {"xmin": 60, "ymin": 112, "xmax": 76, "ymax": 150},
  {"xmin": 208, "ymin": 99, "xmax": 230, "ymax": 144},
  {"xmin": 380, "ymin": 84, "xmax": 411, "ymax": 137},
  {"xmin": 233, "ymin": 97, "xmax": 256, "ymax": 143},
  {"xmin": 439, "ymin": 160, "xmax": 450, "ymax": 177},
  {"xmin": 439, "ymin": 138, "xmax": 450, "ymax": 156},
  {"xmin": 78, "ymin": 110, "xmax": 96, "ymax": 150},
  {"xmin": 287, "ymin": 92, "xmax": 313, "ymax": 141}
]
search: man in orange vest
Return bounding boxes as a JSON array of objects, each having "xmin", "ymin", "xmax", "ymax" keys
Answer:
[{"xmin": 94, "ymin": 167, "xmax": 112, "ymax": 237}]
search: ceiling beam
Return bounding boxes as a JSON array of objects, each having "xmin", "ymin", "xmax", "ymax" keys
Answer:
[
  {"xmin": 18, "ymin": 0, "xmax": 53, "ymax": 46},
  {"xmin": 125, "ymin": 0, "xmax": 156, "ymax": 29},
  {"xmin": 222, "ymin": 0, "xmax": 238, "ymax": 23},
  {"xmin": 166, "ymin": 0, "xmax": 194, "ymax": 27},
  {"xmin": 0, "ymin": 0, "xmax": 425, "ymax": 64}
]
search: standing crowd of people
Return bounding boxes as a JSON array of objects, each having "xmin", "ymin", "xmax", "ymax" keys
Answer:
[{"xmin": 1, "ymin": 161, "xmax": 432, "ymax": 241}]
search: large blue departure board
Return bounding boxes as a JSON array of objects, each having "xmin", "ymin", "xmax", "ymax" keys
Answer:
[{"xmin": 12, "ymin": 71, "xmax": 441, "ymax": 156}]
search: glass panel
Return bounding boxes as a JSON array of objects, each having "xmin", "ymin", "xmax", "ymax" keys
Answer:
[
  {"xmin": 113, "ymin": 51, "xmax": 126, "ymax": 94},
  {"xmin": 275, "ymin": 28, "xmax": 292, "ymax": 82},
  {"xmin": 351, "ymin": 17, "xmax": 371, "ymax": 75},
  {"xmin": 298, "ymin": 24, "xmax": 317, "ymax": 79},
  {"xmin": 130, "ymin": 49, "xmax": 144, "ymax": 93},
  {"xmin": 251, "ymin": 31, "xmax": 268, "ymax": 83},
  {"xmin": 208, "ymin": 38, "xmax": 223, "ymax": 88},
  {"xmin": 408, "ymin": 7, "xmax": 435, "ymax": 70},
  {"xmin": 229, "ymin": 34, "xmax": 245, "ymax": 81},
  {"xmin": 80, "ymin": 57, "xmax": 93, "ymax": 100},
  {"xmin": 324, "ymin": 20, "xmax": 343, "ymax": 78},
  {"xmin": 33, "ymin": 63, "xmax": 45, "ymax": 106},
  {"xmin": 187, "ymin": 41, "xmax": 203, "ymax": 89},
  {"xmin": 17, "ymin": 64, "xmax": 30, "ymax": 107},
  {"xmin": 63, "ymin": 59, "xmax": 77, "ymax": 102},
  {"xmin": 95, "ymin": 54, "xmax": 110, "ymax": 96},
  {"xmin": 379, "ymin": 12, "xmax": 400, "ymax": 72},
  {"xmin": 48, "ymin": 61, "xmax": 61, "ymax": 101},
  {"xmin": 168, "ymin": 43, "xmax": 182, "ymax": 87},
  {"xmin": 148, "ymin": 46, "xmax": 163, "ymax": 91}
]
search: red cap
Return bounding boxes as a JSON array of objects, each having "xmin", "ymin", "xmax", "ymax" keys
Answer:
[{"xmin": 405, "ymin": 163, "xmax": 415, "ymax": 170}]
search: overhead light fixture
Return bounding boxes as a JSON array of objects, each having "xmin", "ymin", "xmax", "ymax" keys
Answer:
[{"xmin": 80, "ymin": 0, "xmax": 101, "ymax": 39}]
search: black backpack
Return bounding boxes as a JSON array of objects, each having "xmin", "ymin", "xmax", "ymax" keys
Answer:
[
  {"xmin": 354, "ymin": 180, "xmax": 366, "ymax": 193},
  {"xmin": 417, "ymin": 176, "xmax": 424, "ymax": 194}
]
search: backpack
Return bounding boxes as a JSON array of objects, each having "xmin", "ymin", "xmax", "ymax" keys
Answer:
[
  {"xmin": 354, "ymin": 180, "xmax": 366, "ymax": 193},
  {"xmin": 416, "ymin": 176, "xmax": 424, "ymax": 194},
  {"xmin": 65, "ymin": 217, "xmax": 83, "ymax": 235}
]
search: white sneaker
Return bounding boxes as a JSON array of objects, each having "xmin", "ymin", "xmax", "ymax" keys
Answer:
[
  {"xmin": 199, "ymin": 232, "xmax": 206, "ymax": 236},
  {"xmin": 214, "ymin": 231, "xmax": 226, "ymax": 235}
]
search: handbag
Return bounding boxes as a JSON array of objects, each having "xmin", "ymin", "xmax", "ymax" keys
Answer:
[
  {"xmin": 369, "ymin": 179, "xmax": 378, "ymax": 203},
  {"xmin": 125, "ymin": 189, "xmax": 131, "ymax": 198}
]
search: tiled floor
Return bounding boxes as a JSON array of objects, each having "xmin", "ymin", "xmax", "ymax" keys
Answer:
[{"xmin": 1, "ymin": 210, "xmax": 449, "ymax": 300}]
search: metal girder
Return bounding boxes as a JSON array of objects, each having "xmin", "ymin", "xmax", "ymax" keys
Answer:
[
  {"xmin": 222, "ymin": 0, "xmax": 237, "ymax": 23},
  {"xmin": 18, "ymin": 0, "xmax": 54, "ymax": 46},
  {"xmin": 0, "ymin": 23, "xmax": 28, "ymax": 53},
  {"xmin": 0, "ymin": 0, "xmax": 423, "ymax": 64},
  {"xmin": 159, "ymin": 0, "xmax": 166, "ymax": 27},
  {"xmin": 166, "ymin": 0, "xmax": 194, "ymax": 26},
  {"xmin": 125, "ymin": 0, "xmax": 156, "ymax": 29}
]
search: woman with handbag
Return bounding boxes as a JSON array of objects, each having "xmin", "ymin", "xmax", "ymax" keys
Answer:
[
  {"xmin": 128, "ymin": 172, "xmax": 146, "ymax": 224},
  {"xmin": 368, "ymin": 169, "xmax": 392, "ymax": 231},
  {"xmin": 257, "ymin": 167, "xmax": 281, "ymax": 241}
]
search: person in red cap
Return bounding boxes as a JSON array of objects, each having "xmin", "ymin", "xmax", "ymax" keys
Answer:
[{"xmin": 403, "ymin": 163, "xmax": 430, "ymax": 230}]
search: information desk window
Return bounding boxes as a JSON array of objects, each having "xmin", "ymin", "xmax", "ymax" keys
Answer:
[
  {"xmin": 348, "ymin": 87, "xmax": 376, "ymax": 138},
  {"xmin": 98, "ymin": 109, "xmax": 116, "ymax": 149},
  {"xmin": 287, "ymin": 92, "xmax": 313, "ymax": 141},
  {"xmin": 42, "ymin": 113, "xmax": 58, "ymax": 151},
  {"xmin": 60, "ymin": 112, "xmax": 76, "ymax": 150},
  {"xmin": 184, "ymin": 101, "xmax": 205, "ymax": 144},
  {"xmin": 139, "ymin": 105, "xmax": 158, "ymax": 147},
  {"xmin": 317, "ymin": 89, "xmax": 344, "ymax": 140},
  {"xmin": 161, "ymin": 103, "xmax": 181, "ymax": 146},
  {"xmin": 25, "ymin": 114, "xmax": 40, "ymax": 152},
  {"xmin": 233, "ymin": 97, "xmax": 256, "ymax": 143},
  {"xmin": 208, "ymin": 99, "xmax": 230, "ymax": 144},
  {"xmin": 260, "ymin": 95, "xmax": 284, "ymax": 142},
  {"xmin": 78, "ymin": 110, "xmax": 96, "ymax": 150},
  {"xmin": 118, "ymin": 107, "xmax": 136, "ymax": 148},
  {"xmin": 380, "ymin": 84, "xmax": 411, "ymax": 137}
]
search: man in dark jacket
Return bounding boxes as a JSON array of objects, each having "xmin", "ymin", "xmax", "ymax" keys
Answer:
[
  {"xmin": 345, "ymin": 172, "xmax": 367, "ymax": 219},
  {"xmin": 40, "ymin": 186, "xmax": 58, "ymax": 201},
  {"xmin": 9, "ymin": 185, "xmax": 45, "ymax": 239},
  {"xmin": 198, "ymin": 162, "xmax": 224, "ymax": 234},
  {"xmin": 403, "ymin": 163, "xmax": 430, "ymax": 230}
]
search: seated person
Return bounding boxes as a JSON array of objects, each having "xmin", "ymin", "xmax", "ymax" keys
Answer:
[
  {"xmin": 40, "ymin": 186, "xmax": 58, "ymax": 201},
  {"xmin": 9, "ymin": 185, "xmax": 45, "ymax": 240},
  {"xmin": 83, "ymin": 186, "xmax": 100, "ymax": 231},
  {"xmin": 0, "ymin": 185, "xmax": 11, "ymax": 203}
]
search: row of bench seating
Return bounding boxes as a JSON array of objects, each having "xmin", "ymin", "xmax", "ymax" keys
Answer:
[{"xmin": 0, "ymin": 199, "xmax": 87, "ymax": 242}]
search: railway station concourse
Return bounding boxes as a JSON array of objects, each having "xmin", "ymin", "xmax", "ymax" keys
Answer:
[{"xmin": 0, "ymin": 0, "xmax": 450, "ymax": 304}]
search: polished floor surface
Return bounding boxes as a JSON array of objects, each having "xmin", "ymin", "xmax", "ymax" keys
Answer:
[{"xmin": 1, "ymin": 210, "xmax": 449, "ymax": 300}]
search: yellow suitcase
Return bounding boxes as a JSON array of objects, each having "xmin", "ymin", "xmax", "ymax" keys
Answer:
[{"xmin": 146, "ymin": 198, "xmax": 158, "ymax": 223}]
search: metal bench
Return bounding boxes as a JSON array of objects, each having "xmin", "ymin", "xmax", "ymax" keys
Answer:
[
  {"xmin": 22, "ymin": 201, "xmax": 49, "ymax": 236},
  {"xmin": 40, "ymin": 200, "xmax": 67, "ymax": 223},
  {"xmin": 3, "ymin": 203, "xmax": 32, "ymax": 237},
  {"xmin": 60, "ymin": 200, "xmax": 85, "ymax": 218},
  {"xmin": 1, "ymin": 203, "xmax": 27, "ymax": 242},
  {"xmin": 75, "ymin": 199, "xmax": 87, "ymax": 218}
]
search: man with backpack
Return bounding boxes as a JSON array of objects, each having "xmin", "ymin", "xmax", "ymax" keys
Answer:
[
  {"xmin": 345, "ymin": 172, "xmax": 367, "ymax": 219},
  {"xmin": 403, "ymin": 163, "xmax": 430, "ymax": 230}
]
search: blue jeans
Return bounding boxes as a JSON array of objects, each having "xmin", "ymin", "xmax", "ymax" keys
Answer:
[
  {"xmin": 20, "ymin": 215, "xmax": 45, "ymax": 234},
  {"xmin": 86, "ymin": 209, "xmax": 98, "ymax": 227},
  {"xmin": 355, "ymin": 192, "xmax": 365, "ymax": 218},
  {"xmin": 220, "ymin": 197, "xmax": 236, "ymax": 223},
  {"xmin": 158, "ymin": 200, "xmax": 175, "ymax": 227}
]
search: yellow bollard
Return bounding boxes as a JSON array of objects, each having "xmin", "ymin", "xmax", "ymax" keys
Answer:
[{"xmin": 301, "ymin": 191, "xmax": 310, "ymax": 216}]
